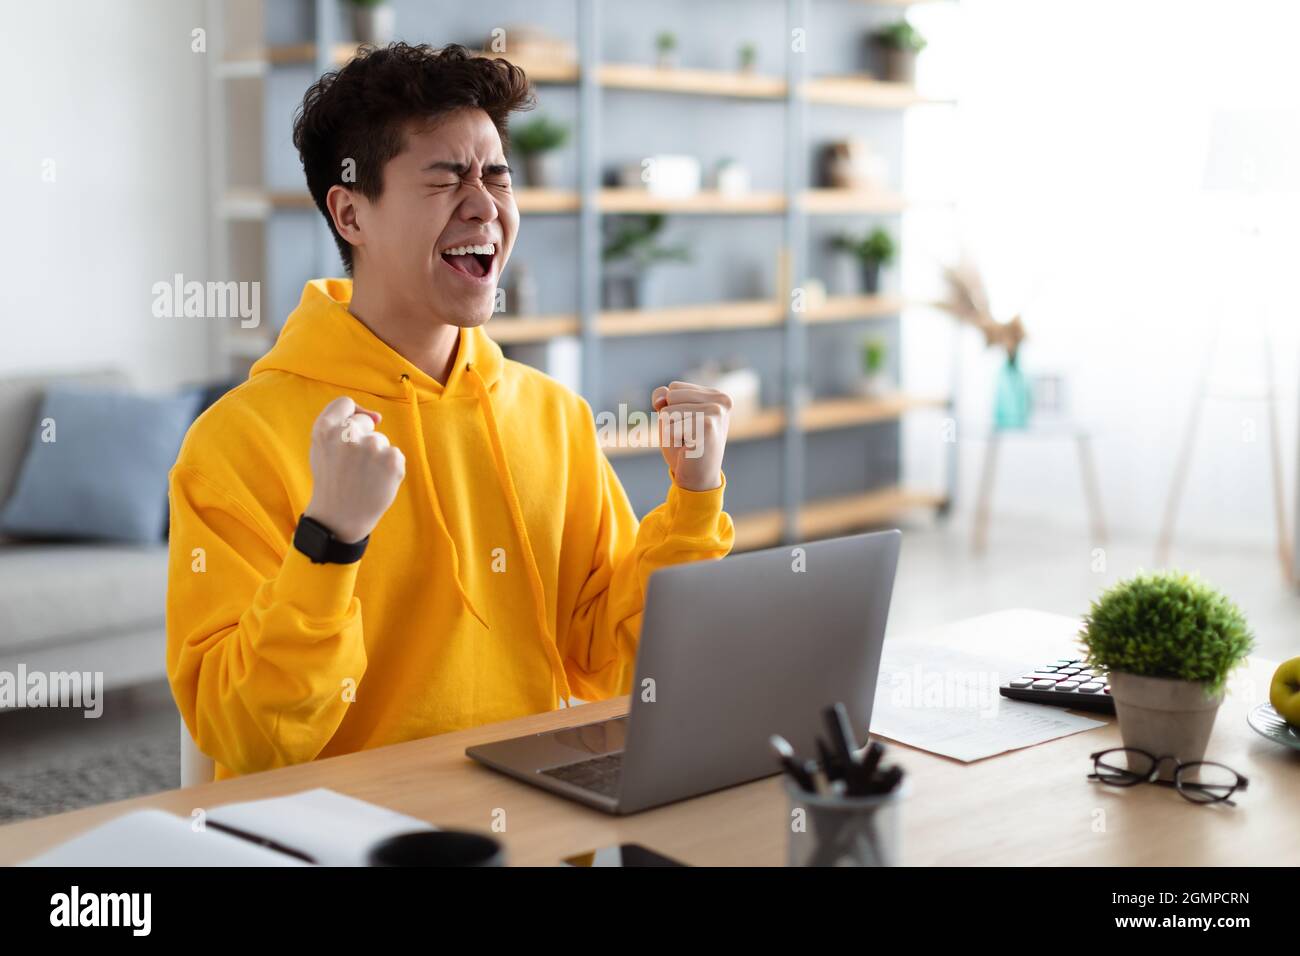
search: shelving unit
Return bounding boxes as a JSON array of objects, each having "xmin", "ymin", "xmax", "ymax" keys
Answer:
[{"xmin": 206, "ymin": 0, "xmax": 958, "ymax": 549}]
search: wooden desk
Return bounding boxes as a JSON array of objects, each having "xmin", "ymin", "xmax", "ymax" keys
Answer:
[{"xmin": 2, "ymin": 610, "xmax": 1295, "ymax": 866}]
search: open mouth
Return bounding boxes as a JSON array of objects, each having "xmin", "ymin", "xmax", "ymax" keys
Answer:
[{"xmin": 439, "ymin": 241, "xmax": 497, "ymax": 280}]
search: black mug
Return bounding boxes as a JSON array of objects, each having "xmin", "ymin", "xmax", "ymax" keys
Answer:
[{"xmin": 368, "ymin": 829, "xmax": 506, "ymax": 867}]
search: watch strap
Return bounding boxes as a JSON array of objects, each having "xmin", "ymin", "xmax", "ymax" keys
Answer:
[{"xmin": 294, "ymin": 515, "xmax": 369, "ymax": 565}]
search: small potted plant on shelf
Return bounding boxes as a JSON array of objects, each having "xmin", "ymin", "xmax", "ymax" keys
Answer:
[
  {"xmin": 738, "ymin": 41, "xmax": 758, "ymax": 73},
  {"xmin": 857, "ymin": 337, "xmax": 891, "ymax": 399},
  {"xmin": 1081, "ymin": 570, "xmax": 1254, "ymax": 778},
  {"xmin": 832, "ymin": 227, "xmax": 895, "ymax": 295},
  {"xmin": 655, "ymin": 31, "xmax": 678, "ymax": 69},
  {"xmin": 348, "ymin": 0, "xmax": 395, "ymax": 46},
  {"xmin": 871, "ymin": 20, "xmax": 927, "ymax": 84},
  {"xmin": 511, "ymin": 115, "xmax": 570, "ymax": 188},
  {"xmin": 602, "ymin": 214, "xmax": 691, "ymax": 309}
]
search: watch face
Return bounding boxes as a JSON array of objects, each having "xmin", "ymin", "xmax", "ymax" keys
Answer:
[{"xmin": 297, "ymin": 518, "xmax": 331, "ymax": 559}]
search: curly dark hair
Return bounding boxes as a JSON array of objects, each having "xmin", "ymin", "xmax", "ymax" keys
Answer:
[{"xmin": 292, "ymin": 42, "xmax": 535, "ymax": 274}]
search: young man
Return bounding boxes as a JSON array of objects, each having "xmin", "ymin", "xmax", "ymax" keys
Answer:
[{"xmin": 167, "ymin": 44, "xmax": 735, "ymax": 780}]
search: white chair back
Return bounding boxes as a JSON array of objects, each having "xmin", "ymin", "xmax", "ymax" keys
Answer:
[{"xmin": 180, "ymin": 719, "xmax": 215, "ymax": 787}]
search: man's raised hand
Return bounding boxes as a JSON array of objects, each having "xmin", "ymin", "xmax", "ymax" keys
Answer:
[
  {"xmin": 652, "ymin": 381, "xmax": 731, "ymax": 492},
  {"xmin": 302, "ymin": 396, "xmax": 406, "ymax": 544}
]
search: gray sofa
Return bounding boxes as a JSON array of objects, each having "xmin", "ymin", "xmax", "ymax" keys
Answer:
[{"xmin": 0, "ymin": 370, "xmax": 170, "ymax": 701}]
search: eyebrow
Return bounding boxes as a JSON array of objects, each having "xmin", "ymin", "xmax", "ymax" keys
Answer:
[{"xmin": 422, "ymin": 160, "xmax": 511, "ymax": 176}]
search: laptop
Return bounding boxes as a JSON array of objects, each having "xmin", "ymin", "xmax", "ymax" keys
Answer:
[{"xmin": 465, "ymin": 530, "xmax": 901, "ymax": 815}]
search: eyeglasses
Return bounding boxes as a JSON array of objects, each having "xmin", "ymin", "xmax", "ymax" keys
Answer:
[{"xmin": 1087, "ymin": 748, "xmax": 1248, "ymax": 806}]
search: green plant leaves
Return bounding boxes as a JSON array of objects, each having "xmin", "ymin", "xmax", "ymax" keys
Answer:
[{"xmin": 1079, "ymin": 570, "xmax": 1254, "ymax": 695}]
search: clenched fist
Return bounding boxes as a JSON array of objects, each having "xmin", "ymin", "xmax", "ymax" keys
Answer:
[
  {"xmin": 302, "ymin": 397, "xmax": 406, "ymax": 544},
  {"xmin": 652, "ymin": 381, "xmax": 732, "ymax": 492}
]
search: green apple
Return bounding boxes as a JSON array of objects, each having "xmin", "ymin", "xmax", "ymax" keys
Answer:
[{"xmin": 1269, "ymin": 657, "xmax": 1300, "ymax": 726}]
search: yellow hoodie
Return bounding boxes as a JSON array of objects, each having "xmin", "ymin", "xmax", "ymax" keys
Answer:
[{"xmin": 167, "ymin": 279, "xmax": 734, "ymax": 780}]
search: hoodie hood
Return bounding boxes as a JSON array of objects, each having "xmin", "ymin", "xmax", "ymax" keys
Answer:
[
  {"xmin": 250, "ymin": 279, "xmax": 570, "ymax": 700},
  {"xmin": 252, "ymin": 278, "xmax": 504, "ymax": 401}
]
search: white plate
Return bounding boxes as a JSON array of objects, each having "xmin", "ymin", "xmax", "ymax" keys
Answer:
[{"xmin": 1247, "ymin": 703, "xmax": 1300, "ymax": 751}]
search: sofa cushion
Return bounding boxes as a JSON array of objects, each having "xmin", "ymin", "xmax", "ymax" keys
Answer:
[
  {"xmin": 0, "ymin": 369, "xmax": 127, "ymax": 512},
  {"xmin": 1, "ymin": 385, "xmax": 201, "ymax": 544},
  {"xmin": 0, "ymin": 543, "xmax": 167, "ymax": 654}
]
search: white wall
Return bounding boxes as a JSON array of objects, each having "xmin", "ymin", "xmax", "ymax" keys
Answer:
[
  {"xmin": 0, "ymin": 0, "xmax": 211, "ymax": 390},
  {"xmin": 901, "ymin": 0, "xmax": 1300, "ymax": 547}
]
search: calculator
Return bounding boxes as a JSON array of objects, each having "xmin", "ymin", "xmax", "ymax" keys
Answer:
[{"xmin": 998, "ymin": 657, "xmax": 1116, "ymax": 714}]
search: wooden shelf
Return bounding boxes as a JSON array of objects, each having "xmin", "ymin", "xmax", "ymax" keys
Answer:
[
  {"xmin": 598, "ymin": 300, "xmax": 783, "ymax": 337},
  {"xmin": 239, "ymin": 188, "xmax": 576, "ymax": 215},
  {"xmin": 732, "ymin": 510, "xmax": 787, "ymax": 551},
  {"xmin": 599, "ymin": 62, "xmax": 786, "ymax": 99},
  {"xmin": 265, "ymin": 44, "xmax": 577, "ymax": 83},
  {"xmin": 258, "ymin": 46, "xmax": 940, "ymax": 111},
  {"xmin": 800, "ymin": 486, "xmax": 947, "ymax": 539},
  {"xmin": 804, "ymin": 294, "xmax": 907, "ymax": 323},
  {"xmin": 728, "ymin": 487, "xmax": 947, "ymax": 550},
  {"xmin": 599, "ymin": 189, "xmax": 787, "ymax": 214},
  {"xmin": 601, "ymin": 189, "xmax": 907, "ymax": 215},
  {"xmin": 602, "ymin": 409, "xmax": 782, "ymax": 458},
  {"xmin": 267, "ymin": 191, "xmax": 316, "ymax": 210},
  {"xmin": 513, "ymin": 188, "xmax": 580, "ymax": 213},
  {"xmin": 803, "ymin": 394, "xmax": 947, "ymax": 429},
  {"xmin": 235, "ymin": 188, "xmax": 905, "ymax": 218},
  {"xmin": 800, "ymin": 189, "xmax": 908, "ymax": 214},
  {"xmin": 601, "ymin": 394, "xmax": 944, "ymax": 458},
  {"xmin": 494, "ymin": 55, "xmax": 579, "ymax": 84},
  {"xmin": 731, "ymin": 484, "xmax": 948, "ymax": 551},
  {"xmin": 265, "ymin": 42, "xmax": 361, "ymax": 66},
  {"xmin": 486, "ymin": 315, "xmax": 579, "ymax": 343},
  {"xmin": 804, "ymin": 76, "xmax": 944, "ymax": 109}
]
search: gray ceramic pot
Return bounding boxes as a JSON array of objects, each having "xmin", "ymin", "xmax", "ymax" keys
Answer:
[
  {"xmin": 1107, "ymin": 672, "xmax": 1224, "ymax": 780},
  {"xmin": 880, "ymin": 48, "xmax": 917, "ymax": 84},
  {"xmin": 523, "ymin": 151, "xmax": 562, "ymax": 189}
]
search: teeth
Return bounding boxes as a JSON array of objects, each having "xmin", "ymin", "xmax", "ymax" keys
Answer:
[{"xmin": 441, "ymin": 243, "xmax": 495, "ymax": 256}]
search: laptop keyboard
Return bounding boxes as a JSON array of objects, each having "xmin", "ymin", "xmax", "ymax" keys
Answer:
[{"xmin": 539, "ymin": 752, "xmax": 624, "ymax": 798}]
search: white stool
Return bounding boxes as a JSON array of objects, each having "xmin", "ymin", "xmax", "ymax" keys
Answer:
[{"xmin": 971, "ymin": 423, "xmax": 1108, "ymax": 554}]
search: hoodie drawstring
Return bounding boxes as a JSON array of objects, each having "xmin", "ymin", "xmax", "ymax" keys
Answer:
[
  {"xmin": 465, "ymin": 364, "xmax": 573, "ymax": 706},
  {"xmin": 400, "ymin": 374, "xmax": 490, "ymax": 631},
  {"xmin": 400, "ymin": 369, "xmax": 571, "ymax": 706}
]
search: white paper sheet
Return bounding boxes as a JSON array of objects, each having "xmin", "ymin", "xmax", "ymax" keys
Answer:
[
  {"xmin": 22, "ymin": 789, "xmax": 434, "ymax": 867},
  {"xmin": 869, "ymin": 641, "xmax": 1106, "ymax": 762},
  {"xmin": 21, "ymin": 809, "xmax": 309, "ymax": 867},
  {"xmin": 206, "ymin": 787, "xmax": 435, "ymax": 865}
]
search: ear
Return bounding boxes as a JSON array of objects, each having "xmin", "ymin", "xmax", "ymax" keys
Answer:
[{"xmin": 325, "ymin": 184, "xmax": 364, "ymax": 256}]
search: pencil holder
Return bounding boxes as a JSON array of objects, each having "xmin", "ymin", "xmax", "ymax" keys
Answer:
[{"xmin": 783, "ymin": 777, "xmax": 907, "ymax": 867}]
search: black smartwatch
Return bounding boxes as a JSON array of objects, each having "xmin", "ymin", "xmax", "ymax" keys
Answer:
[{"xmin": 293, "ymin": 515, "xmax": 369, "ymax": 565}]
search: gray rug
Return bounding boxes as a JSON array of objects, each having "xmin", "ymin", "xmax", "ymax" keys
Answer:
[{"xmin": 0, "ymin": 736, "xmax": 179, "ymax": 825}]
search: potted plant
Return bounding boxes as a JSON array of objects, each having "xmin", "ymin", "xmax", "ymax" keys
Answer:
[
  {"xmin": 1081, "ymin": 571, "xmax": 1254, "ymax": 778},
  {"xmin": 656, "ymin": 31, "xmax": 678, "ymax": 69},
  {"xmin": 348, "ymin": 0, "xmax": 395, "ymax": 46},
  {"xmin": 832, "ymin": 227, "xmax": 895, "ymax": 295},
  {"xmin": 602, "ymin": 214, "xmax": 690, "ymax": 309},
  {"xmin": 872, "ymin": 20, "xmax": 927, "ymax": 84},
  {"xmin": 738, "ymin": 41, "xmax": 758, "ymax": 73},
  {"xmin": 511, "ymin": 115, "xmax": 569, "ymax": 188},
  {"xmin": 714, "ymin": 157, "xmax": 751, "ymax": 196},
  {"xmin": 858, "ymin": 337, "xmax": 891, "ymax": 399}
]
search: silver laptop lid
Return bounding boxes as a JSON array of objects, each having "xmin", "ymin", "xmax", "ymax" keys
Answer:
[{"xmin": 616, "ymin": 530, "xmax": 901, "ymax": 813}]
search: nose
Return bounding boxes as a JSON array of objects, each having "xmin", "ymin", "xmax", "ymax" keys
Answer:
[{"xmin": 457, "ymin": 176, "xmax": 499, "ymax": 225}]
